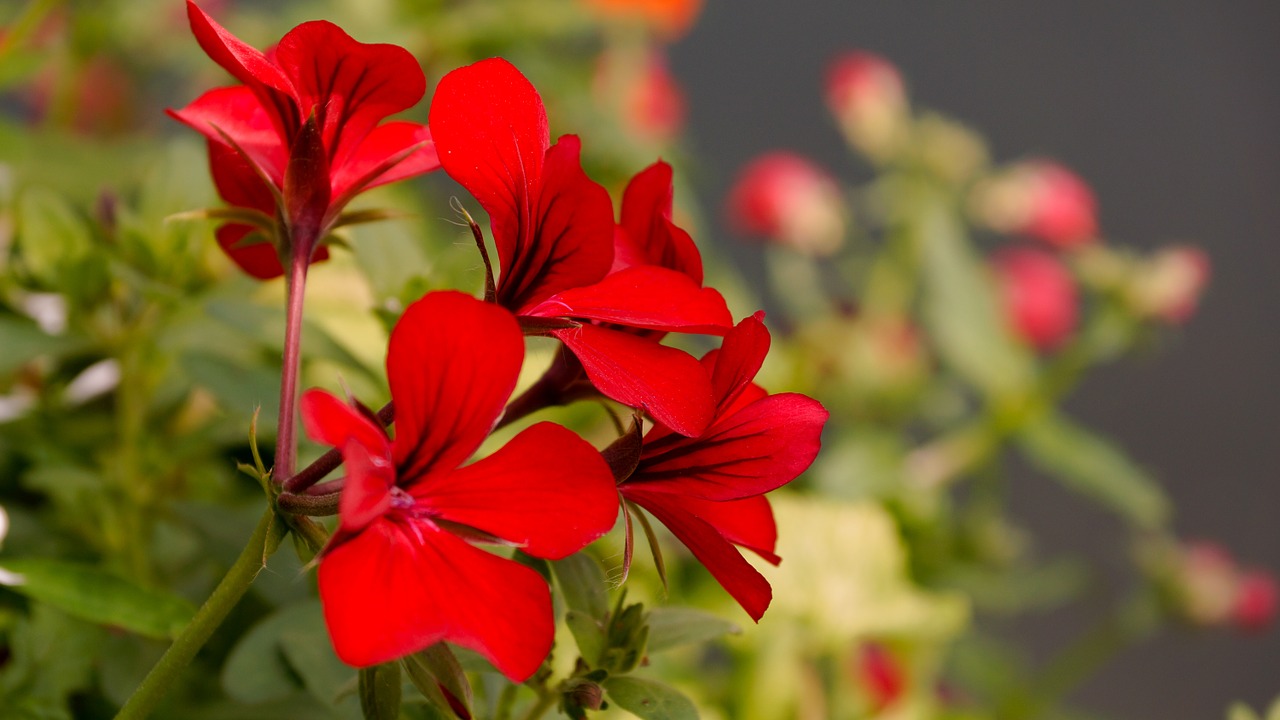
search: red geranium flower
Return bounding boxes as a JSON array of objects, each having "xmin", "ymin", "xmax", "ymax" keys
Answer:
[
  {"xmin": 301, "ymin": 291, "xmax": 618, "ymax": 680},
  {"xmin": 169, "ymin": 1, "xmax": 439, "ymax": 278},
  {"xmin": 617, "ymin": 314, "xmax": 828, "ymax": 620},
  {"xmin": 429, "ymin": 58, "xmax": 731, "ymax": 436}
]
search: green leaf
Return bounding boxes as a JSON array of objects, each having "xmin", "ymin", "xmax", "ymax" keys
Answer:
[
  {"xmin": 565, "ymin": 610, "xmax": 606, "ymax": 668},
  {"xmin": 403, "ymin": 643, "xmax": 472, "ymax": 719},
  {"xmin": 1018, "ymin": 412, "xmax": 1171, "ymax": 529},
  {"xmin": 0, "ymin": 558, "xmax": 195, "ymax": 639},
  {"xmin": 16, "ymin": 187, "xmax": 93, "ymax": 286},
  {"xmin": 645, "ymin": 608, "xmax": 741, "ymax": 654},
  {"xmin": 221, "ymin": 606, "xmax": 311, "ymax": 704},
  {"xmin": 916, "ymin": 192, "xmax": 1032, "ymax": 397},
  {"xmin": 603, "ymin": 677, "xmax": 698, "ymax": 720},
  {"xmin": 553, "ymin": 553, "xmax": 609, "ymax": 620},
  {"xmin": 0, "ymin": 315, "xmax": 84, "ymax": 377},
  {"xmin": 359, "ymin": 664, "xmax": 402, "ymax": 720},
  {"xmin": 1227, "ymin": 703, "xmax": 1261, "ymax": 720}
]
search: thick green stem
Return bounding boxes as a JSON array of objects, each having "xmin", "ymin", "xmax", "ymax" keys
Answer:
[{"xmin": 114, "ymin": 508, "xmax": 285, "ymax": 720}]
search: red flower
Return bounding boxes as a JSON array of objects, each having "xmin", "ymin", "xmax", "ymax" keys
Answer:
[
  {"xmin": 429, "ymin": 58, "xmax": 731, "ymax": 436},
  {"xmin": 991, "ymin": 247, "xmax": 1078, "ymax": 351},
  {"xmin": 726, "ymin": 152, "xmax": 846, "ymax": 256},
  {"xmin": 972, "ymin": 160, "xmax": 1098, "ymax": 249},
  {"xmin": 169, "ymin": 1, "xmax": 439, "ymax": 278},
  {"xmin": 618, "ymin": 314, "xmax": 828, "ymax": 620},
  {"xmin": 1233, "ymin": 571, "xmax": 1278, "ymax": 632},
  {"xmin": 856, "ymin": 642, "xmax": 907, "ymax": 711},
  {"xmin": 301, "ymin": 291, "xmax": 618, "ymax": 680}
]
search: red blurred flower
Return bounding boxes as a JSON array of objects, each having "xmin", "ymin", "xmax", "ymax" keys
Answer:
[
  {"xmin": 301, "ymin": 291, "xmax": 618, "ymax": 679},
  {"xmin": 169, "ymin": 1, "xmax": 439, "ymax": 278},
  {"xmin": 594, "ymin": 48, "xmax": 686, "ymax": 144},
  {"xmin": 1133, "ymin": 245, "xmax": 1211, "ymax": 324},
  {"xmin": 824, "ymin": 51, "xmax": 909, "ymax": 161},
  {"xmin": 618, "ymin": 314, "xmax": 828, "ymax": 620},
  {"xmin": 583, "ymin": 0, "xmax": 703, "ymax": 38},
  {"xmin": 726, "ymin": 152, "xmax": 846, "ymax": 256},
  {"xmin": 972, "ymin": 160, "xmax": 1098, "ymax": 248},
  {"xmin": 857, "ymin": 642, "xmax": 907, "ymax": 711},
  {"xmin": 1233, "ymin": 571, "xmax": 1278, "ymax": 632},
  {"xmin": 430, "ymin": 58, "xmax": 731, "ymax": 436},
  {"xmin": 991, "ymin": 247, "xmax": 1078, "ymax": 351}
]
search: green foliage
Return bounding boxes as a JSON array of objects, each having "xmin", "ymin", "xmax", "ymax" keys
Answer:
[{"xmin": 602, "ymin": 677, "xmax": 698, "ymax": 720}]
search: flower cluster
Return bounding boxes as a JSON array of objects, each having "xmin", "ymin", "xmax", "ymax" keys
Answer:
[{"xmin": 173, "ymin": 5, "xmax": 826, "ymax": 681}]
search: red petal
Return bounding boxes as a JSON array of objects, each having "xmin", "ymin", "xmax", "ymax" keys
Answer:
[
  {"xmin": 300, "ymin": 390, "xmax": 395, "ymax": 533},
  {"xmin": 553, "ymin": 324, "xmax": 713, "ymax": 437},
  {"xmin": 185, "ymin": 1, "xmax": 293, "ymax": 94},
  {"xmin": 622, "ymin": 487, "xmax": 772, "ymax": 621},
  {"xmin": 531, "ymin": 265, "xmax": 731, "ymax": 334},
  {"xmin": 430, "ymin": 58, "xmax": 549, "ymax": 299},
  {"xmin": 318, "ymin": 516, "xmax": 554, "ymax": 680},
  {"xmin": 207, "ymin": 140, "xmax": 276, "ymax": 215},
  {"xmin": 272, "ymin": 20, "xmax": 427, "ymax": 167},
  {"xmin": 616, "ymin": 160, "xmax": 703, "ymax": 284},
  {"xmin": 635, "ymin": 393, "xmax": 827, "ymax": 501},
  {"xmin": 705, "ymin": 312, "xmax": 771, "ymax": 413},
  {"xmin": 330, "ymin": 121, "xmax": 439, "ymax": 200},
  {"xmin": 214, "ymin": 224, "xmax": 283, "ymax": 279},
  {"xmin": 500, "ymin": 135, "xmax": 613, "ymax": 312},
  {"xmin": 169, "ymin": 86, "xmax": 287, "ymax": 187},
  {"xmin": 677, "ymin": 495, "xmax": 780, "ymax": 565},
  {"xmin": 411, "ymin": 422, "xmax": 618, "ymax": 559},
  {"xmin": 386, "ymin": 292, "xmax": 524, "ymax": 484}
]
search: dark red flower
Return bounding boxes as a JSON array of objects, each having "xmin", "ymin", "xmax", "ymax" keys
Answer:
[
  {"xmin": 429, "ymin": 58, "xmax": 731, "ymax": 436},
  {"xmin": 301, "ymin": 291, "xmax": 618, "ymax": 680},
  {"xmin": 618, "ymin": 314, "xmax": 828, "ymax": 620},
  {"xmin": 169, "ymin": 1, "xmax": 439, "ymax": 278}
]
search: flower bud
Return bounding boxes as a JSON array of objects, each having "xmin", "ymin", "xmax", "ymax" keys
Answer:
[
  {"xmin": 726, "ymin": 152, "xmax": 846, "ymax": 256},
  {"xmin": 1128, "ymin": 245, "xmax": 1210, "ymax": 324},
  {"xmin": 970, "ymin": 160, "xmax": 1098, "ymax": 248},
  {"xmin": 1175, "ymin": 542, "xmax": 1240, "ymax": 626},
  {"xmin": 824, "ymin": 51, "xmax": 909, "ymax": 162},
  {"xmin": 855, "ymin": 642, "xmax": 905, "ymax": 712},
  {"xmin": 1233, "ymin": 571, "xmax": 1278, "ymax": 633},
  {"xmin": 594, "ymin": 48, "xmax": 685, "ymax": 144},
  {"xmin": 990, "ymin": 247, "xmax": 1078, "ymax": 351}
]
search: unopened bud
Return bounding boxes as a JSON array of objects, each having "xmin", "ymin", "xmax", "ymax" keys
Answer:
[
  {"xmin": 1176, "ymin": 542, "xmax": 1240, "ymax": 626},
  {"xmin": 595, "ymin": 48, "xmax": 685, "ymax": 144},
  {"xmin": 825, "ymin": 52, "xmax": 909, "ymax": 162},
  {"xmin": 991, "ymin": 247, "xmax": 1078, "ymax": 352},
  {"xmin": 566, "ymin": 679, "xmax": 605, "ymax": 711},
  {"xmin": 971, "ymin": 160, "xmax": 1098, "ymax": 248},
  {"xmin": 1128, "ymin": 245, "xmax": 1210, "ymax": 324},
  {"xmin": 1233, "ymin": 571, "xmax": 1278, "ymax": 633},
  {"xmin": 855, "ymin": 642, "xmax": 905, "ymax": 712},
  {"xmin": 726, "ymin": 152, "xmax": 846, "ymax": 256}
]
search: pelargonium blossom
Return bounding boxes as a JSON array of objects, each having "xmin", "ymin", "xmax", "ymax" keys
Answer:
[
  {"xmin": 301, "ymin": 291, "xmax": 618, "ymax": 680},
  {"xmin": 169, "ymin": 1, "xmax": 439, "ymax": 278},
  {"xmin": 429, "ymin": 58, "xmax": 731, "ymax": 437},
  {"xmin": 617, "ymin": 314, "xmax": 828, "ymax": 620}
]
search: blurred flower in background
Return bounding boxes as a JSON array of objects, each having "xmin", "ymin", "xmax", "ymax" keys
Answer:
[{"xmin": 726, "ymin": 151, "xmax": 846, "ymax": 256}]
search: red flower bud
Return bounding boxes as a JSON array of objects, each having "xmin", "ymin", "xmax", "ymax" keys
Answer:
[
  {"xmin": 726, "ymin": 152, "xmax": 846, "ymax": 256},
  {"xmin": 991, "ymin": 247, "xmax": 1078, "ymax": 351},
  {"xmin": 972, "ymin": 160, "xmax": 1098, "ymax": 248},
  {"xmin": 1131, "ymin": 245, "xmax": 1210, "ymax": 324},
  {"xmin": 1233, "ymin": 571, "xmax": 1278, "ymax": 633},
  {"xmin": 594, "ymin": 48, "xmax": 686, "ymax": 144},
  {"xmin": 824, "ymin": 51, "xmax": 909, "ymax": 161},
  {"xmin": 856, "ymin": 642, "xmax": 906, "ymax": 711}
]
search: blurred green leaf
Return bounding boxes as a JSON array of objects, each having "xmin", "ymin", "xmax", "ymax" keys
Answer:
[
  {"xmin": 565, "ymin": 610, "xmax": 606, "ymax": 668},
  {"xmin": 1228, "ymin": 703, "xmax": 1261, "ymax": 720},
  {"xmin": 916, "ymin": 193, "xmax": 1032, "ymax": 398},
  {"xmin": 1018, "ymin": 412, "xmax": 1171, "ymax": 529},
  {"xmin": 0, "ymin": 558, "xmax": 195, "ymax": 639},
  {"xmin": 603, "ymin": 677, "xmax": 698, "ymax": 720},
  {"xmin": 16, "ymin": 187, "xmax": 93, "ymax": 286},
  {"xmin": 0, "ymin": 604, "xmax": 102, "ymax": 720},
  {"xmin": 645, "ymin": 608, "xmax": 740, "ymax": 654},
  {"xmin": 222, "ymin": 605, "xmax": 311, "ymax": 704},
  {"xmin": 0, "ymin": 314, "xmax": 84, "ymax": 376},
  {"xmin": 553, "ymin": 553, "xmax": 609, "ymax": 620}
]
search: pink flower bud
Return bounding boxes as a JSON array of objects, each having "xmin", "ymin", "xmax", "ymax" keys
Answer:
[
  {"xmin": 1177, "ymin": 542, "xmax": 1240, "ymax": 626},
  {"xmin": 726, "ymin": 152, "xmax": 846, "ymax": 255},
  {"xmin": 972, "ymin": 160, "xmax": 1098, "ymax": 248},
  {"xmin": 824, "ymin": 51, "xmax": 909, "ymax": 161},
  {"xmin": 991, "ymin": 247, "xmax": 1078, "ymax": 351},
  {"xmin": 1131, "ymin": 245, "xmax": 1210, "ymax": 324},
  {"xmin": 1233, "ymin": 571, "xmax": 1278, "ymax": 633}
]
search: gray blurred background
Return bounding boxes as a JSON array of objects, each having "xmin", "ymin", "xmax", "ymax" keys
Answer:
[{"xmin": 670, "ymin": 2, "xmax": 1279, "ymax": 716}]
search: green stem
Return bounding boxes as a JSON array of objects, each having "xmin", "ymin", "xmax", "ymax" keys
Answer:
[
  {"xmin": 517, "ymin": 689, "xmax": 559, "ymax": 720},
  {"xmin": 114, "ymin": 508, "xmax": 285, "ymax": 720},
  {"xmin": 272, "ymin": 251, "xmax": 309, "ymax": 483}
]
